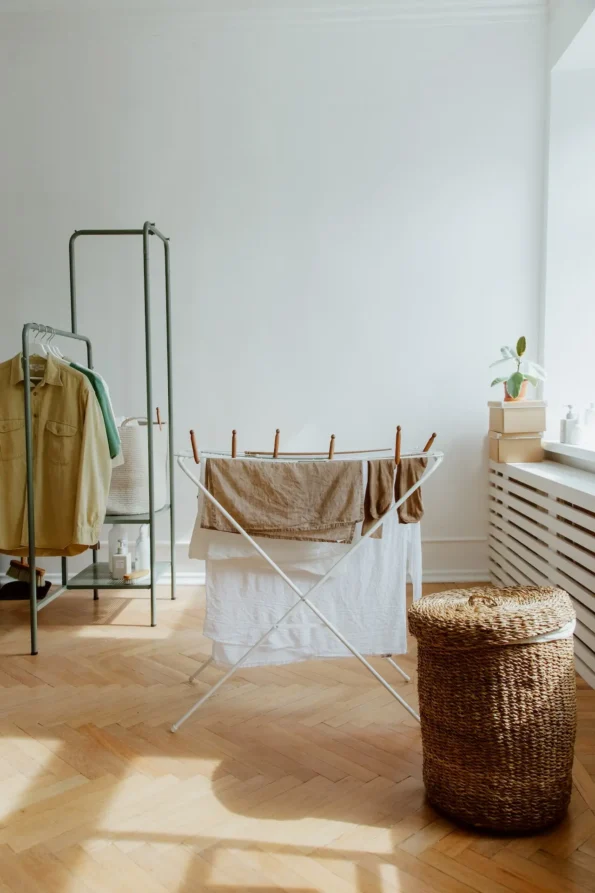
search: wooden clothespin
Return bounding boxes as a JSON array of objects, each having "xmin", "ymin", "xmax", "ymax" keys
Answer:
[
  {"xmin": 190, "ymin": 429, "xmax": 200, "ymax": 464},
  {"xmin": 156, "ymin": 407, "xmax": 163, "ymax": 431},
  {"xmin": 395, "ymin": 425, "xmax": 402, "ymax": 466},
  {"xmin": 423, "ymin": 432, "xmax": 437, "ymax": 452},
  {"xmin": 231, "ymin": 429, "xmax": 237, "ymax": 459},
  {"xmin": 273, "ymin": 428, "xmax": 280, "ymax": 459},
  {"xmin": 328, "ymin": 434, "xmax": 336, "ymax": 460}
]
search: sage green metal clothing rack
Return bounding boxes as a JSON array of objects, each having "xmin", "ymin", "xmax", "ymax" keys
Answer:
[{"xmin": 23, "ymin": 222, "xmax": 175, "ymax": 655}]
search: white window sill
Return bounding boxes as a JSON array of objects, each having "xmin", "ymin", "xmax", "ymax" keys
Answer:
[{"xmin": 543, "ymin": 440, "xmax": 595, "ymax": 473}]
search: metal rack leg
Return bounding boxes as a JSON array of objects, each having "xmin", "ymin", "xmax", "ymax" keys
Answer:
[
  {"xmin": 143, "ymin": 223, "xmax": 157, "ymax": 628},
  {"xmin": 92, "ymin": 549, "xmax": 99, "ymax": 600},
  {"xmin": 164, "ymin": 238, "xmax": 176, "ymax": 601},
  {"xmin": 22, "ymin": 342, "xmax": 38, "ymax": 655}
]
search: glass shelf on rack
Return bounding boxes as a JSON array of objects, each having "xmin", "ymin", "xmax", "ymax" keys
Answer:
[{"xmin": 65, "ymin": 561, "xmax": 170, "ymax": 590}]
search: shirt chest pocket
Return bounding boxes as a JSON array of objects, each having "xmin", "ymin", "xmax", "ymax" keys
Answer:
[
  {"xmin": 45, "ymin": 420, "xmax": 78, "ymax": 466},
  {"xmin": 0, "ymin": 419, "xmax": 25, "ymax": 461}
]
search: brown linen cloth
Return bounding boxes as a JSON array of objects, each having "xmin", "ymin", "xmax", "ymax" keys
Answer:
[
  {"xmin": 395, "ymin": 457, "xmax": 426, "ymax": 523},
  {"xmin": 201, "ymin": 458, "xmax": 364, "ymax": 544},
  {"xmin": 362, "ymin": 458, "xmax": 395, "ymax": 539}
]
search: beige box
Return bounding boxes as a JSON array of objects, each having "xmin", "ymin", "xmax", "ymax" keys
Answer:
[
  {"xmin": 488, "ymin": 400, "xmax": 546, "ymax": 435},
  {"xmin": 489, "ymin": 432, "xmax": 544, "ymax": 464}
]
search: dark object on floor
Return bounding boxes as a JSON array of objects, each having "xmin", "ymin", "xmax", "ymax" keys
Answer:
[
  {"xmin": 0, "ymin": 580, "xmax": 52, "ymax": 601},
  {"xmin": 408, "ymin": 586, "xmax": 577, "ymax": 833}
]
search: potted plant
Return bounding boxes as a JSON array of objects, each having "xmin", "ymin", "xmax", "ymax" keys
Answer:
[{"xmin": 490, "ymin": 337, "xmax": 546, "ymax": 402}]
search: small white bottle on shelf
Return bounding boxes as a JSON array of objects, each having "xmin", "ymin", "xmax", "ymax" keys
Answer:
[
  {"xmin": 108, "ymin": 525, "xmax": 127, "ymax": 573},
  {"xmin": 111, "ymin": 540, "xmax": 131, "ymax": 579}
]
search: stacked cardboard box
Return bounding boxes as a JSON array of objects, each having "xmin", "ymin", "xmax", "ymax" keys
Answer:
[{"xmin": 488, "ymin": 400, "xmax": 546, "ymax": 463}]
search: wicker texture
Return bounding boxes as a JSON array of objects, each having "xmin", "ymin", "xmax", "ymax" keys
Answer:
[{"xmin": 409, "ymin": 587, "xmax": 577, "ymax": 833}]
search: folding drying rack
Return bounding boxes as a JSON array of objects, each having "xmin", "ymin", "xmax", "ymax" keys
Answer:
[{"xmin": 171, "ymin": 434, "xmax": 444, "ymax": 731}]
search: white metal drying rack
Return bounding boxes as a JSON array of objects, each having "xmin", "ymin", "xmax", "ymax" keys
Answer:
[{"xmin": 172, "ymin": 432, "xmax": 444, "ymax": 732}]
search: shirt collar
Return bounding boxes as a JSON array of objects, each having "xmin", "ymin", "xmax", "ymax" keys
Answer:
[{"xmin": 11, "ymin": 353, "xmax": 63, "ymax": 387}]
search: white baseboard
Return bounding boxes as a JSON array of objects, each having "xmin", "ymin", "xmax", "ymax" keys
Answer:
[{"xmin": 0, "ymin": 536, "xmax": 489, "ymax": 587}]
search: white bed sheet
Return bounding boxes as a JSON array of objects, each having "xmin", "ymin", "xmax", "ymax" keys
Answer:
[{"xmin": 204, "ymin": 513, "xmax": 421, "ymax": 667}]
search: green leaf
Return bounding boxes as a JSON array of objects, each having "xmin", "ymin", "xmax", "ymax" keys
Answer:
[
  {"xmin": 491, "ymin": 376, "xmax": 508, "ymax": 387},
  {"xmin": 506, "ymin": 371, "xmax": 524, "ymax": 398},
  {"xmin": 516, "ymin": 336, "xmax": 526, "ymax": 357},
  {"xmin": 523, "ymin": 374, "xmax": 538, "ymax": 387}
]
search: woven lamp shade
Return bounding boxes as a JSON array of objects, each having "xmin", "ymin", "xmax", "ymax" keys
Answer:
[{"xmin": 408, "ymin": 587, "xmax": 577, "ymax": 833}]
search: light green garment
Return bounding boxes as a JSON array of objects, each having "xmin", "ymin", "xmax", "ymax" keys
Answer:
[{"xmin": 70, "ymin": 362, "xmax": 121, "ymax": 460}]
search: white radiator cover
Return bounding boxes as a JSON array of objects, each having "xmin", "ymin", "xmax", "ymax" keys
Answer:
[{"xmin": 488, "ymin": 459, "xmax": 595, "ymax": 688}]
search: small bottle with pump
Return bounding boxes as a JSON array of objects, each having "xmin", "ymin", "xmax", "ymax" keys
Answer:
[
  {"xmin": 108, "ymin": 525, "xmax": 127, "ymax": 573},
  {"xmin": 111, "ymin": 540, "xmax": 132, "ymax": 579},
  {"xmin": 560, "ymin": 405, "xmax": 580, "ymax": 445}
]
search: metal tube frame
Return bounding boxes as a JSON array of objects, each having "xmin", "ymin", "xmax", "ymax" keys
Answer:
[
  {"xmin": 22, "ymin": 323, "xmax": 93, "ymax": 654},
  {"xmin": 171, "ymin": 449, "xmax": 443, "ymax": 732},
  {"xmin": 68, "ymin": 223, "xmax": 176, "ymax": 630}
]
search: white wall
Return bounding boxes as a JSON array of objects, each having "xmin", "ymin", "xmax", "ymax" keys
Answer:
[
  {"xmin": 0, "ymin": 2, "xmax": 548, "ymax": 580},
  {"xmin": 544, "ymin": 67, "xmax": 595, "ymax": 437},
  {"xmin": 549, "ymin": 0, "xmax": 595, "ymax": 67}
]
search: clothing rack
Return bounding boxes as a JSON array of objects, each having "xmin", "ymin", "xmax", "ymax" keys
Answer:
[
  {"xmin": 171, "ymin": 430, "xmax": 444, "ymax": 732},
  {"xmin": 21, "ymin": 222, "xmax": 175, "ymax": 655}
]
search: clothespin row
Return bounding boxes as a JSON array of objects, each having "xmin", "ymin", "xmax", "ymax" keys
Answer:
[{"xmin": 188, "ymin": 427, "xmax": 437, "ymax": 466}]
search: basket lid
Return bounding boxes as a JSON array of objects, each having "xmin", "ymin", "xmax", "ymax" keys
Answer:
[{"xmin": 408, "ymin": 587, "xmax": 575, "ymax": 651}]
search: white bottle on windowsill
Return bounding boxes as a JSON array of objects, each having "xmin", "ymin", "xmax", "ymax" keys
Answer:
[{"xmin": 560, "ymin": 406, "xmax": 580, "ymax": 445}]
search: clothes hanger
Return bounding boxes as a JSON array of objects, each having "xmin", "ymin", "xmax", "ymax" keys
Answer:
[
  {"xmin": 33, "ymin": 327, "xmax": 48, "ymax": 357},
  {"xmin": 27, "ymin": 327, "xmax": 48, "ymax": 381},
  {"xmin": 48, "ymin": 330, "xmax": 65, "ymax": 360}
]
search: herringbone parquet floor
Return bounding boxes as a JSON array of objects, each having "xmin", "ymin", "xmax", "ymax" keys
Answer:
[{"xmin": 1, "ymin": 582, "xmax": 595, "ymax": 892}]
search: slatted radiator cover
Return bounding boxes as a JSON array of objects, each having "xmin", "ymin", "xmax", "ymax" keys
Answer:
[{"xmin": 488, "ymin": 459, "xmax": 595, "ymax": 688}]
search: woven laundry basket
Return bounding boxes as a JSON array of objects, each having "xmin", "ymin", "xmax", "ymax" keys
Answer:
[{"xmin": 408, "ymin": 587, "xmax": 577, "ymax": 833}]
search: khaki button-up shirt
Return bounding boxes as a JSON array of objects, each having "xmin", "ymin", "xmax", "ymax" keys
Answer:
[{"xmin": 0, "ymin": 353, "xmax": 112, "ymax": 557}]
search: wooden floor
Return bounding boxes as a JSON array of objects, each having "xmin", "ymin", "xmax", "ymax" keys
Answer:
[{"xmin": 1, "ymin": 582, "xmax": 595, "ymax": 892}]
